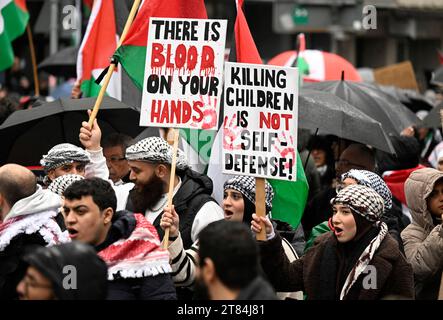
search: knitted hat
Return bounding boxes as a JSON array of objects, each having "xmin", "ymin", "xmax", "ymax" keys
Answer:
[
  {"xmin": 40, "ymin": 143, "xmax": 90, "ymax": 173},
  {"xmin": 223, "ymin": 175, "xmax": 274, "ymax": 212},
  {"xmin": 47, "ymin": 174, "xmax": 84, "ymax": 196},
  {"xmin": 331, "ymin": 184, "xmax": 385, "ymax": 223},
  {"xmin": 340, "ymin": 169, "xmax": 392, "ymax": 210},
  {"xmin": 125, "ymin": 137, "xmax": 189, "ymax": 171}
]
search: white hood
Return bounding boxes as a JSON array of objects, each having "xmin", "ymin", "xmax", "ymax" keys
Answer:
[{"xmin": 4, "ymin": 185, "xmax": 62, "ymax": 222}]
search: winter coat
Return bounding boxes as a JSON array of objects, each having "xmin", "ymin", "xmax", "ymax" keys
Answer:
[
  {"xmin": 0, "ymin": 186, "xmax": 68, "ymax": 299},
  {"xmin": 259, "ymin": 232, "xmax": 414, "ymax": 300},
  {"xmin": 95, "ymin": 210, "xmax": 177, "ymax": 300},
  {"xmin": 401, "ymin": 168, "xmax": 443, "ymax": 299}
]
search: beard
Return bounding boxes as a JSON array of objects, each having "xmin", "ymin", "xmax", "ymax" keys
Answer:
[{"xmin": 129, "ymin": 174, "xmax": 166, "ymax": 213}]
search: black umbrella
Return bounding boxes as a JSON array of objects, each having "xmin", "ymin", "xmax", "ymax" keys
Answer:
[
  {"xmin": 421, "ymin": 102, "xmax": 443, "ymax": 128},
  {"xmin": 0, "ymin": 96, "xmax": 145, "ymax": 166},
  {"xmin": 38, "ymin": 46, "xmax": 78, "ymax": 78},
  {"xmin": 299, "ymin": 89, "xmax": 395, "ymax": 154},
  {"xmin": 377, "ymin": 85, "xmax": 434, "ymax": 112},
  {"xmin": 431, "ymin": 66, "xmax": 443, "ymax": 86},
  {"xmin": 304, "ymin": 80, "xmax": 420, "ymax": 136}
]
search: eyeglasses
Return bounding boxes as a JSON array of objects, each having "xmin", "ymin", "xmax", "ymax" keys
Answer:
[
  {"xmin": 106, "ymin": 156, "xmax": 126, "ymax": 163},
  {"xmin": 22, "ymin": 274, "xmax": 52, "ymax": 291}
]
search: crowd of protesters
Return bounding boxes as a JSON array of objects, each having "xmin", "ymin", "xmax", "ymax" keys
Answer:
[{"xmin": 2, "ymin": 54, "xmax": 443, "ymax": 301}]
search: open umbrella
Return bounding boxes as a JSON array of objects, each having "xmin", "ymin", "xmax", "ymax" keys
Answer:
[
  {"xmin": 377, "ymin": 85, "xmax": 434, "ymax": 113},
  {"xmin": 0, "ymin": 96, "xmax": 144, "ymax": 166},
  {"xmin": 268, "ymin": 49, "xmax": 362, "ymax": 82},
  {"xmin": 38, "ymin": 46, "xmax": 78, "ymax": 78},
  {"xmin": 299, "ymin": 89, "xmax": 394, "ymax": 154},
  {"xmin": 431, "ymin": 66, "xmax": 443, "ymax": 86},
  {"xmin": 304, "ymin": 80, "xmax": 420, "ymax": 136},
  {"xmin": 421, "ymin": 102, "xmax": 443, "ymax": 128}
]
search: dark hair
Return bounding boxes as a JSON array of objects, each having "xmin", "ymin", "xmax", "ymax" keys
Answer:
[
  {"xmin": 102, "ymin": 133, "xmax": 134, "ymax": 153},
  {"xmin": 198, "ymin": 220, "xmax": 259, "ymax": 289},
  {"xmin": 63, "ymin": 178, "xmax": 117, "ymax": 212},
  {"xmin": 0, "ymin": 97, "xmax": 17, "ymax": 124},
  {"xmin": 0, "ymin": 166, "xmax": 36, "ymax": 208}
]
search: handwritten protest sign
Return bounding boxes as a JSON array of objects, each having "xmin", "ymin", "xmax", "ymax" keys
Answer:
[
  {"xmin": 222, "ymin": 62, "xmax": 298, "ymax": 181},
  {"xmin": 141, "ymin": 18, "xmax": 227, "ymax": 130}
]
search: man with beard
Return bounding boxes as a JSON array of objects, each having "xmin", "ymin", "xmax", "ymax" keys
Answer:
[
  {"xmin": 125, "ymin": 137, "xmax": 223, "ymax": 250},
  {"xmin": 195, "ymin": 220, "xmax": 277, "ymax": 300}
]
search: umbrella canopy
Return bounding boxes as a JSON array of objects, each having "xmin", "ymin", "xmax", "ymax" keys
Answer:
[
  {"xmin": 38, "ymin": 46, "xmax": 78, "ymax": 78},
  {"xmin": 268, "ymin": 49, "xmax": 362, "ymax": 82},
  {"xmin": 377, "ymin": 85, "xmax": 434, "ymax": 112},
  {"xmin": 299, "ymin": 89, "xmax": 395, "ymax": 154},
  {"xmin": 303, "ymin": 80, "xmax": 420, "ymax": 136},
  {"xmin": 0, "ymin": 97, "xmax": 144, "ymax": 166},
  {"xmin": 421, "ymin": 102, "xmax": 443, "ymax": 128},
  {"xmin": 431, "ymin": 66, "xmax": 443, "ymax": 86}
]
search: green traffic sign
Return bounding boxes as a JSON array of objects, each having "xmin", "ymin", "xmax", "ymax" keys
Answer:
[{"xmin": 293, "ymin": 5, "xmax": 308, "ymax": 25}]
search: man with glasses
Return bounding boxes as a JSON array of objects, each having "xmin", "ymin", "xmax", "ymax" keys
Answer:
[
  {"xmin": 102, "ymin": 133, "xmax": 133, "ymax": 186},
  {"xmin": 17, "ymin": 242, "xmax": 108, "ymax": 300},
  {"xmin": 302, "ymin": 143, "xmax": 376, "ymax": 237}
]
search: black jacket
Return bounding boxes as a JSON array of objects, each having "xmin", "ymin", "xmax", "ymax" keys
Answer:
[
  {"xmin": 96, "ymin": 210, "xmax": 177, "ymax": 300},
  {"xmin": 236, "ymin": 276, "xmax": 278, "ymax": 300},
  {"xmin": 154, "ymin": 169, "xmax": 217, "ymax": 249}
]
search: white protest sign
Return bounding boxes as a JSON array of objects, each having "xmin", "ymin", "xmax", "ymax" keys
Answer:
[
  {"xmin": 141, "ymin": 18, "xmax": 227, "ymax": 130},
  {"xmin": 222, "ymin": 62, "xmax": 298, "ymax": 181}
]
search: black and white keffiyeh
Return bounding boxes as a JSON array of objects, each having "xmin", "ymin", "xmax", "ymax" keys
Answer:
[
  {"xmin": 331, "ymin": 184, "xmax": 389, "ymax": 299},
  {"xmin": 48, "ymin": 174, "xmax": 84, "ymax": 196},
  {"xmin": 331, "ymin": 184, "xmax": 385, "ymax": 223},
  {"xmin": 223, "ymin": 175, "xmax": 274, "ymax": 211},
  {"xmin": 125, "ymin": 137, "xmax": 189, "ymax": 170},
  {"xmin": 340, "ymin": 169, "xmax": 392, "ymax": 210},
  {"xmin": 40, "ymin": 143, "xmax": 90, "ymax": 172}
]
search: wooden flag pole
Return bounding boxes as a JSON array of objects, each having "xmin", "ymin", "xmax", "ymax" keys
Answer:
[
  {"xmin": 26, "ymin": 24, "xmax": 40, "ymax": 97},
  {"xmin": 87, "ymin": 0, "xmax": 141, "ymax": 127},
  {"xmin": 439, "ymin": 110, "xmax": 443, "ymax": 300},
  {"xmin": 255, "ymin": 177, "xmax": 267, "ymax": 241},
  {"xmin": 163, "ymin": 128, "xmax": 180, "ymax": 249}
]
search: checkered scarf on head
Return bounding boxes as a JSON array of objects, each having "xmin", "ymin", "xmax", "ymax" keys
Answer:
[
  {"xmin": 47, "ymin": 174, "xmax": 84, "ymax": 196},
  {"xmin": 125, "ymin": 137, "xmax": 189, "ymax": 170},
  {"xmin": 223, "ymin": 175, "xmax": 274, "ymax": 212},
  {"xmin": 331, "ymin": 184, "xmax": 385, "ymax": 223},
  {"xmin": 40, "ymin": 143, "xmax": 91, "ymax": 173},
  {"xmin": 340, "ymin": 169, "xmax": 392, "ymax": 211}
]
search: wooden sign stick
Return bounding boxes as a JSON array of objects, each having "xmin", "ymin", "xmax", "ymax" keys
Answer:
[{"xmin": 255, "ymin": 177, "xmax": 267, "ymax": 241}]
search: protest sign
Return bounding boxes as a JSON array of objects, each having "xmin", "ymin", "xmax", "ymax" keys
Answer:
[
  {"xmin": 222, "ymin": 62, "xmax": 299, "ymax": 181},
  {"xmin": 141, "ymin": 18, "xmax": 227, "ymax": 130}
]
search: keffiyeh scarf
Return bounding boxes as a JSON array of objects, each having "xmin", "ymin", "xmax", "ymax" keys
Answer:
[
  {"xmin": 98, "ymin": 214, "xmax": 172, "ymax": 280},
  {"xmin": 0, "ymin": 211, "xmax": 70, "ymax": 252}
]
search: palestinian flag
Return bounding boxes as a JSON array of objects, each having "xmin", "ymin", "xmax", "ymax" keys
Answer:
[
  {"xmin": 0, "ymin": 0, "xmax": 29, "ymax": 71},
  {"xmin": 77, "ymin": 0, "xmax": 121, "ymax": 100},
  {"xmin": 207, "ymin": 0, "xmax": 309, "ymax": 228},
  {"xmin": 82, "ymin": 0, "xmax": 93, "ymax": 17}
]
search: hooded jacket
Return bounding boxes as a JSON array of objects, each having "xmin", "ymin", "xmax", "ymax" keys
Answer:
[
  {"xmin": 401, "ymin": 168, "xmax": 443, "ymax": 299},
  {"xmin": 0, "ymin": 186, "xmax": 69, "ymax": 299}
]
